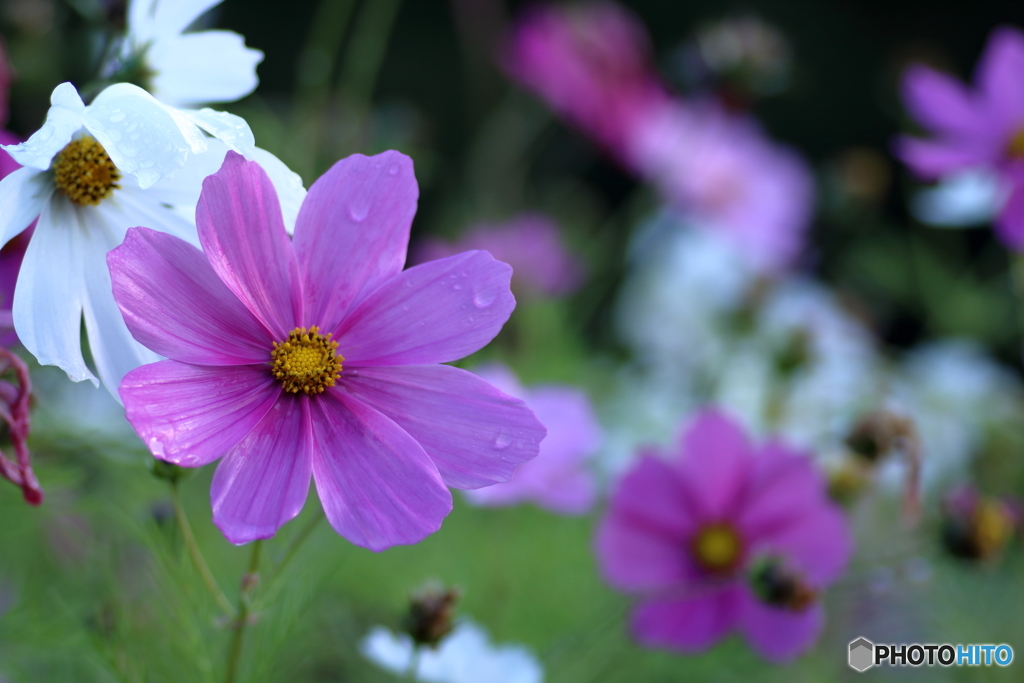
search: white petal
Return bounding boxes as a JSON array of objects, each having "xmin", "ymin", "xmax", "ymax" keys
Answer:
[
  {"xmin": 360, "ymin": 627, "xmax": 415, "ymax": 675},
  {"xmin": 250, "ymin": 147, "xmax": 306, "ymax": 233},
  {"xmin": 179, "ymin": 106, "xmax": 256, "ymax": 156},
  {"xmin": 140, "ymin": 140, "xmax": 230, "ymax": 221},
  {"xmin": 154, "ymin": 0, "xmax": 223, "ymax": 41},
  {"xmin": 107, "ymin": 181, "xmax": 201, "ymax": 245},
  {"xmin": 148, "ymin": 31, "xmax": 263, "ymax": 107},
  {"xmin": 83, "ymin": 83, "xmax": 207, "ymax": 189},
  {"xmin": 911, "ymin": 169, "xmax": 1004, "ymax": 227},
  {"xmin": 2, "ymin": 83, "xmax": 84, "ymax": 170},
  {"xmin": 80, "ymin": 202, "xmax": 160, "ymax": 399},
  {"xmin": 0, "ymin": 167, "xmax": 53, "ymax": 245},
  {"xmin": 13, "ymin": 197, "xmax": 96, "ymax": 385}
]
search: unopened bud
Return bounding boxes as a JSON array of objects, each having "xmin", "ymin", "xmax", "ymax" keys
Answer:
[{"xmin": 403, "ymin": 583, "xmax": 460, "ymax": 648}]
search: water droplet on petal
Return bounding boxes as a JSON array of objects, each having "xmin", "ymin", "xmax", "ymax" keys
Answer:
[
  {"xmin": 349, "ymin": 202, "xmax": 369, "ymax": 222},
  {"xmin": 493, "ymin": 430, "xmax": 512, "ymax": 450},
  {"xmin": 109, "ymin": 110, "xmax": 126, "ymax": 123},
  {"xmin": 388, "ymin": 164, "xmax": 399, "ymax": 175},
  {"xmin": 473, "ymin": 288, "xmax": 496, "ymax": 308}
]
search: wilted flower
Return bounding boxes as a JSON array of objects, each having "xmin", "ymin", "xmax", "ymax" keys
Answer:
[
  {"xmin": 413, "ymin": 214, "xmax": 585, "ymax": 299},
  {"xmin": 362, "ymin": 620, "xmax": 544, "ymax": 683},
  {"xmin": 115, "ymin": 0, "xmax": 264, "ymax": 107},
  {"xmin": 464, "ymin": 363, "xmax": 602, "ymax": 514},
  {"xmin": 896, "ymin": 26, "xmax": 1024, "ymax": 248},
  {"xmin": 941, "ymin": 486, "xmax": 1018, "ymax": 561},
  {"xmin": 403, "ymin": 583, "xmax": 461, "ymax": 648},
  {"xmin": 0, "ymin": 348, "xmax": 40, "ymax": 505},
  {"xmin": 596, "ymin": 410, "xmax": 852, "ymax": 662},
  {"xmin": 110, "ymin": 151, "xmax": 545, "ymax": 549},
  {"xmin": 0, "ymin": 81, "xmax": 302, "ymax": 395}
]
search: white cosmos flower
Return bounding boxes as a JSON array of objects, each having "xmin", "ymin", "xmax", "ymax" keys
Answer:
[
  {"xmin": 0, "ymin": 82, "xmax": 304, "ymax": 396},
  {"xmin": 362, "ymin": 621, "xmax": 543, "ymax": 683},
  {"xmin": 123, "ymin": 0, "xmax": 264, "ymax": 107}
]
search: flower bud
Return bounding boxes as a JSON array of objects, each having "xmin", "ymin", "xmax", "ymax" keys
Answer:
[{"xmin": 402, "ymin": 583, "xmax": 461, "ymax": 648}]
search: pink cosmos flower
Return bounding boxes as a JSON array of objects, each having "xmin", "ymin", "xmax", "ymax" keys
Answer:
[
  {"xmin": 412, "ymin": 214, "xmax": 585, "ymax": 298},
  {"xmin": 595, "ymin": 409, "xmax": 852, "ymax": 663},
  {"xmin": 108, "ymin": 151, "xmax": 546, "ymax": 549},
  {"xmin": 463, "ymin": 363, "xmax": 602, "ymax": 514},
  {"xmin": 0, "ymin": 40, "xmax": 25, "ymax": 345},
  {"xmin": 896, "ymin": 26, "xmax": 1024, "ymax": 248}
]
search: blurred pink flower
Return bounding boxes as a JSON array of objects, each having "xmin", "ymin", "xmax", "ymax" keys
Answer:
[
  {"xmin": 412, "ymin": 214, "xmax": 585, "ymax": 298},
  {"xmin": 109, "ymin": 151, "xmax": 545, "ymax": 550},
  {"xmin": 0, "ymin": 40, "xmax": 26, "ymax": 346},
  {"xmin": 595, "ymin": 409, "xmax": 851, "ymax": 663},
  {"xmin": 464, "ymin": 363, "xmax": 602, "ymax": 514},
  {"xmin": 896, "ymin": 26, "xmax": 1024, "ymax": 248},
  {"xmin": 506, "ymin": 3, "xmax": 813, "ymax": 272},
  {"xmin": 0, "ymin": 348, "xmax": 41, "ymax": 505}
]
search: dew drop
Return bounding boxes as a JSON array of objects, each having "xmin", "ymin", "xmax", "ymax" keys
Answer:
[
  {"xmin": 348, "ymin": 202, "xmax": 369, "ymax": 222},
  {"xmin": 473, "ymin": 289, "xmax": 496, "ymax": 308},
  {"xmin": 388, "ymin": 164, "xmax": 399, "ymax": 175},
  {"xmin": 493, "ymin": 430, "xmax": 512, "ymax": 450},
  {"xmin": 109, "ymin": 110, "xmax": 126, "ymax": 123}
]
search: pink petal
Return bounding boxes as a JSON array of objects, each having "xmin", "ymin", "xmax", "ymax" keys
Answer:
[
  {"xmin": 608, "ymin": 455, "xmax": 698, "ymax": 539},
  {"xmin": 995, "ymin": 176, "xmax": 1024, "ymax": 251},
  {"xmin": 901, "ymin": 65, "xmax": 987, "ymax": 138},
  {"xmin": 595, "ymin": 512, "xmax": 690, "ymax": 592},
  {"xmin": 677, "ymin": 409, "xmax": 753, "ymax": 520},
  {"xmin": 120, "ymin": 361, "xmax": 279, "ymax": 467},
  {"xmin": 895, "ymin": 136, "xmax": 998, "ymax": 179},
  {"xmin": 109, "ymin": 227, "xmax": 273, "ymax": 365},
  {"xmin": 977, "ymin": 26, "xmax": 1024, "ymax": 129},
  {"xmin": 196, "ymin": 151, "xmax": 301, "ymax": 339},
  {"xmin": 211, "ymin": 394, "xmax": 313, "ymax": 544},
  {"xmin": 631, "ymin": 586, "xmax": 739, "ymax": 653},
  {"xmin": 309, "ymin": 391, "xmax": 453, "ymax": 551},
  {"xmin": 335, "ymin": 251, "xmax": 514, "ymax": 366},
  {"xmin": 342, "ymin": 364, "xmax": 544, "ymax": 489},
  {"xmin": 752, "ymin": 503, "xmax": 853, "ymax": 587},
  {"xmin": 736, "ymin": 441, "xmax": 829, "ymax": 540},
  {"xmin": 293, "ymin": 151, "xmax": 418, "ymax": 333},
  {"xmin": 736, "ymin": 587, "xmax": 824, "ymax": 663}
]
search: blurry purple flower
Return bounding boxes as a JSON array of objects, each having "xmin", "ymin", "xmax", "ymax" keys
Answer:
[
  {"xmin": 412, "ymin": 214, "xmax": 585, "ymax": 298},
  {"xmin": 941, "ymin": 485, "xmax": 1018, "ymax": 561},
  {"xmin": 0, "ymin": 347, "xmax": 41, "ymax": 505},
  {"xmin": 0, "ymin": 40, "xmax": 26, "ymax": 347},
  {"xmin": 595, "ymin": 409, "xmax": 851, "ymax": 663},
  {"xmin": 629, "ymin": 101, "xmax": 814, "ymax": 272},
  {"xmin": 109, "ymin": 151, "xmax": 545, "ymax": 550},
  {"xmin": 504, "ymin": 2, "xmax": 669, "ymax": 160},
  {"xmin": 896, "ymin": 26, "xmax": 1024, "ymax": 248},
  {"xmin": 464, "ymin": 363, "xmax": 602, "ymax": 514}
]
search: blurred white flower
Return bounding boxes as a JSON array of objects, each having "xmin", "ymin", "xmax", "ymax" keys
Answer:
[
  {"xmin": 362, "ymin": 621, "xmax": 543, "ymax": 683},
  {"xmin": 0, "ymin": 82, "xmax": 303, "ymax": 396},
  {"xmin": 910, "ymin": 169, "xmax": 1004, "ymax": 227},
  {"xmin": 122, "ymin": 0, "xmax": 264, "ymax": 107}
]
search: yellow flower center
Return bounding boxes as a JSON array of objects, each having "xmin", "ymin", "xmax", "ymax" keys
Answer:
[
  {"xmin": 973, "ymin": 499, "xmax": 1014, "ymax": 560},
  {"xmin": 52, "ymin": 136, "xmax": 121, "ymax": 206},
  {"xmin": 1008, "ymin": 127, "xmax": 1024, "ymax": 158},
  {"xmin": 691, "ymin": 523, "xmax": 742, "ymax": 574},
  {"xmin": 271, "ymin": 326, "xmax": 343, "ymax": 395}
]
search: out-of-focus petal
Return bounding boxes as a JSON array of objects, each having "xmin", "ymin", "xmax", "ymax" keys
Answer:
[
  {"xmin": 911, "ymin": 168, "xmax": 1003, "ymax": 226},
  {"xmin": 677, "ymin": 409, "xmax": 753, "ymax": 520},
  {"xmin": 607, "ymin": 455, "xmax": 698, "ymax": 538},
  {"xmin": 632, "ymin": 588, "xmax": 739, "ymax": 653},
  {"xmin": 148, "ymin": 32, "xmax": 263, "ymax": 107},
  {"xmin": 336, "ymin": 251, "xmax": 514, "ymax": 366},
  {"xmin": 342, "ymin": 364, "xmax": 545, "ymax": 489},
  {"xmin": 901, "ymin": 65, "xmax": 987, "ymax": 137},
  {"xmin": 595, "ymin": 513, "xmax": 691, "ymax": 591},
  {"xmin": 294, "ymin": 151, "xmax": 417, "ymax": 331},
  {"xmin": 752, "ymin": 504, "xmax": 852, "ymax": 586},
  {"xmin": 736, "ymin": 588, "xmax": 824, "ymax": 663},
  {"xmin": 130, "ymin": 0, "xmax": 222, "ymax": 44},
  {"xmin": 995, "ymin": 176, "xmax": 1024, "ymax": 251},
  {"xmin": 736, "ymin": 441, "xmax": 828, "ymax": 539},
  {"xmin": 109, "ymin": 227, "xmax": 273, "ymax": 365},
  {"xmin": 0, "ymin": 168, "xmax": 52, "ymax": 246},
  {"xmin": 121, "ymin": 361, "xmax": 279, "ymax": 467},
  {"xmin": 12, "ymin": 199, "xmax": 95, "ymax": 384},
  {"xmin": 895, "ymin": 136, "xmax": 999, "ymax": 179},
  {"xmin": 977, "ymin": 26, "xmax": 1024, "ymax": 130},
  {"xmin": 196, "ymin": 151, "xmax": 301, "ymax": 338},
  {"xmin": 2, "ymin": 83, "xmax": 84, "ymax": 170},
  {"xmin": 211, "ymin": 394, "xmax": 313, "ymax": 544},
  {"xmin": 83, "ymin": 83, "xmax": 207, "ymax": 189},
  {"xmin": 310, "ymin": 391, "xmax": 453, "ymax": 551}
]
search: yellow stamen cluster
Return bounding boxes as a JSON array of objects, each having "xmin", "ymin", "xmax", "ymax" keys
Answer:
[
  {"xmin": 1009, "ymin": 128, "xmax": 1024, "ymax": 158},
  {"xmin": 972, "ymin": 499, "xmax": 1015, "ymax": 560},
  {"xmin": 52, "ymin": 136, "xmax": 121, "ymax": 206},
  {"xmin": 271, "ymin": 326, "xmax": 343, "ymax": 395},
  {"xmin": 691, "ymin": 523, "xmax": 742, "ymax": 574}
]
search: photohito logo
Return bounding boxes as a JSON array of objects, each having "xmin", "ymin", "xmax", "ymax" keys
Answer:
[{"xmin": 848, "ymin": 637, "xmax": 1013, "ymax": 671}]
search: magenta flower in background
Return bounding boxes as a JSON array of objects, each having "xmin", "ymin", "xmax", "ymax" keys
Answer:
[
  {"xmin": 412, "ymin": 214, "xmax": 585, "ymax": 298},
  {"xmin": 896, "ymin": 26, "xmax": 1024, "ymax": 248},
  {"xmin": 596, "ymin": 409, "xmax": 852, "ymax": 663},
  {"xmin": 0, "ymin": 39, "xmax": 26, "ymax": 346},
  {"xmin": 108, "ymin": 151, "xmax": 546, "ymax": 550},
  {"xmin": 463, "ymin": 363, "xmax": 602, "ymax": 514}
]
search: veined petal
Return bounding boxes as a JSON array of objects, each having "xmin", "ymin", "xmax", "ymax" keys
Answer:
[
  {"xmin": 336, "ymin": 251, "xmax": 514, "ymax": 366},
  {"xmin": 80, "ymin": 206, "xmax": 160, "ymax": 397},
  {"xmin": 121, "ymin": 361, "xmax": 279, "ymax": 468},
  {"xmin": 83, "ymin": 83, "xmax": 207, "ymax": 189},
  {"xmin": 109, "ymin": 227, "xmax": 273, "ymax": 365},
  {"xmin": 197, "ymin": 151, "xmax": 301, "ymax": 338},
  {"xmin": 12, "ymin": 197, "xmax": 95, "ymax": 384},
  {"xmin": 212, "ymin": 394, "xmax": 313, "ymax": 544},
  {"xmin": 2, "ymin": 83, "xmax": 84, "ymax": 170},
  {"xmin": 342, "ymin": 364, "xmax": 545, "ymax": 489},
  {"xmin": 149, "ymin": 32, "xmax": 263, "ymax": 107},
  {"xmin": 251, "ymin": 147, "xmax": 306, "ymax": 233},
  {"xmin": 310, "ymin": 391, "xmax": 453, "ymax": 551},
  {"xmin": 294, "ymin": 151, "xmax": 417, "ymax": 332},
  {"xmin": 0, "ymin": 167, "xmax": 53, "ymax": 246}
]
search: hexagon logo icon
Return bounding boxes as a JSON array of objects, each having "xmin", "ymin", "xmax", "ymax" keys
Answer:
[{"xmin": 849, "ymin": 637, "xmax": 875, "ymax": 672}]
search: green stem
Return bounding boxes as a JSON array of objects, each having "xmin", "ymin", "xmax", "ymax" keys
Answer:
[
  {"xmin": 224, "ymin": 540, "xmax": 263, "ymax": 683},
  {"xmin": 338, "ymin": 0, "xmax": 403, "ymax": 108},
  {"xmin": 170, "ymin": 481, "xmax": 234, "ymax": 616},
  {"xmin": 266, "ymin": 509, "xmax": 325, "ymax": 590}
]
